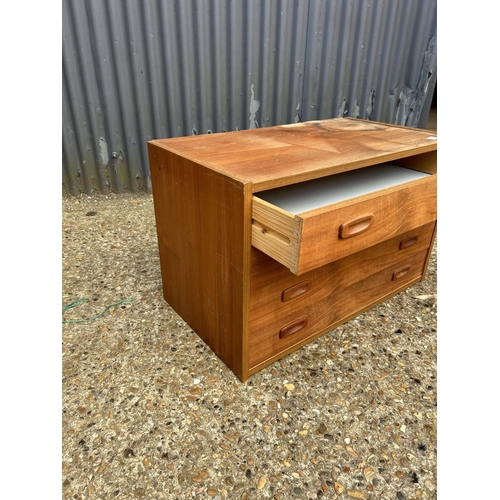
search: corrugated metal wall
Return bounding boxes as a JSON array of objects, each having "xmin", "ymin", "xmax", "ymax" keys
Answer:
[{"xmin": 62, "ymin": 0, "xmax": 437, "ymax": 195}]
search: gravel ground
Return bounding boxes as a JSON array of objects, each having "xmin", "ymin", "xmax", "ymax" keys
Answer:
[{"xmin": 62, "ymin": 193, "xmax": 437, "ymax": 500}]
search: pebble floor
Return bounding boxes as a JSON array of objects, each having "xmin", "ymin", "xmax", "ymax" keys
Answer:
[{"xmin": 62, "ymin": 194, "xmax": 437, "ymax": 500}]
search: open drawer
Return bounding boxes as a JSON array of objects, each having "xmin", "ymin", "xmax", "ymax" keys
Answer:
[{"xmin": 251, "ymin": 162, "xmax": 437, "ymax": 275}]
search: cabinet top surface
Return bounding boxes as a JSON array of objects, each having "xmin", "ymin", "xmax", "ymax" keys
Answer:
[{"xmin": 149, "ymin": 118, "xmax": 437, "ymax": 191}]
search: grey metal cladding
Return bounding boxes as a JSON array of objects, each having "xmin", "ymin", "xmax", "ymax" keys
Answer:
[{"xmin": 62, "ymin": 0, "xmax": 437, "ymax": 195}]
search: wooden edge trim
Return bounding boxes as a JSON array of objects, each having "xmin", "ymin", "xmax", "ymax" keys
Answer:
[
  {"xmin": 421, "ymin": 222, "xmax": 437, "ymax": 281},
  {"xmin": 239, "ymin": 181, "xmax": 255, "ymax": 381},
  {"xmin": 344, "ymin": 117, "xmax": 438, "ymax": 135}
]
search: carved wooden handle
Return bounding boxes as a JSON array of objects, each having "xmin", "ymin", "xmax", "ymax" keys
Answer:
[
  {"xmin": 399, "ymin": 235, "xmax": 418, "ymax": 250},
  {"xmin": 392, "ymin": 265, "xmax": 411, "ymax": 281},
  {"xmin": 279, "ymin": 317, "xmax": 308, "ymax": 339},
  {"xmin": 339, "ymin": 213, "xmax": 374, "ymax": 239},
  {"xmin": 281, "ymin": 281, "xmax": 311, "ymax": 302}
]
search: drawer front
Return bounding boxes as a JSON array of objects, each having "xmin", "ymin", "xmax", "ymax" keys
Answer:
[
  {"xmin": 252, "ymin": 174, "xmax": 436, "ymax": 275},
  {"xmin": 249, "ymin": 248, "xmax": 428, "ymax": 369},
  {"xmin": 250, "ymin": 222, "xmax": 435, "ymax": 333}
]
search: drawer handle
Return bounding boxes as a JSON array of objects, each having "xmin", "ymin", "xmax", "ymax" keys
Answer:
[
  {"xmin": 279, "ymin": 317, "xmax": 308, "ymax": 339},
  {"xmin": 281, "ymin": 281, "xmax": 311, "ymax": 302},
  {"xmin": 392, "ymin": 265, "xmax": 411, "ymax": 281},
  {"xmin": 400, "ymin": 235, "xmax": 418, "ymax": 250},
  {"xmin": 339, "ymin": 213, "xmax": 374, "ymax": 239}
]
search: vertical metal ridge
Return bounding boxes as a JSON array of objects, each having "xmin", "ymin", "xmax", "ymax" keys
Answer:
[{"xmin": 63, "ymin": 0, "xmax": 436, "ymax": 195}]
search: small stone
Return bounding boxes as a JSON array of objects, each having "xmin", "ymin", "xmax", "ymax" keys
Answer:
[
  {"xmin": 396, "ymin": 470, "xmax": 404, "ymax": 478},
  {"xmin": 284, "ymin": 459, "xmax": 292, "ymax": 467},
  {"xmin": 347, "ymin": 490, "xmax": 365, "ymax": 499},
  {"xmin": 284, "ymin": 383, "xmax": 295, "ymax": 391},
  {"xmin": 317, "ymin": 422, "xmax": 328, "ymax": 434},
  {"xmin": 123, "ymin": 448, "xmax": 135, "ymax": 458},
  {"xmin": 363, "ymin": 466, "xmax": 375, "ymax": 482},
  {"xmin": 334, "ymin": 482, "xmax": 345, "ymax": 494},
  {"xmin": 346, "ymin": 444, "xmax": 358, "ymax": 457},
  {"xmin": 257, "ymin": 477, "xmax": 267, "ymax": 489},
  {"xmin": 397, "ymin": 492, "xmax": 406, "ymax": 500},
  {"xmin": 424, "ymin": 480, "xmax": 436, "ymax": 491},
  {"xmin": 192, "ymin": 470, "xmax": 208, "ymax": 483},
  {"xmin": 207, "ymin": 490, "xmax": 217, "ymax": 496},
  {"xmin": 134, "ymin": 488, "xmax": 145, "ymax": 498}
]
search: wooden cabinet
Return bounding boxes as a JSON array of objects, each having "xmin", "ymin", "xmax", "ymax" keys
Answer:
[{"xmin": 148, "ymin": 118, "xmax": 437, "ymax": 381}]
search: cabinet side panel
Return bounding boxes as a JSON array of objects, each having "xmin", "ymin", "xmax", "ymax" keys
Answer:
[
  {"xmin": 393, "ymin": 151, "xmax": 437, "ymax": 174},
  {"xmin": 148, "ymin": 143, "xmax": 250, "ymax": 380}
]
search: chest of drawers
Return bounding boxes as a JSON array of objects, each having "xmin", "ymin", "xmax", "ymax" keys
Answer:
[{"xmin": 148, "ymin": 118, "xmax": 437, "ymax": 381}]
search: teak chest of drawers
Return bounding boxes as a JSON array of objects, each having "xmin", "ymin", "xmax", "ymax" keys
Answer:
[{"xmin": 148, "ymin": 118, "xmax": 437, "ymax": 381}]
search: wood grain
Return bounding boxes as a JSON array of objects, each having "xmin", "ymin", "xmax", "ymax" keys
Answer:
[
  {"xmin": 148, "ymin": 118, "xmax": 437, "ymax": 381},
  {"xmin": 252, "ymin": 175, "xmax": 436, "ymax": 275},
  {"xmin": 248, "ymin": 275, "xmax": 423, "ymax": 376},
  {"xmin": 249, "ymin": 249, "xmax": 428, "ymax": 368},
  {"xmin": 296, "ymin": 176, "xmax": 436, "ymax": 274},
  {"xmin": 250, "ymin": 222, "xmax": 436, "ymax": 333},
  {"xmin": 251, "ymin": 197, "xmax": 301, "ymax": 272},
  {"xmin": 150, "ymin": 118, "xmax": 437, "ymax": 192},
  {"xmin": 393, "ymin": 151, "xmax": 437, "ymax": 174},
  {"xmin": 148, "ymin": 144, "xmax": 252, "ymax": 380}
]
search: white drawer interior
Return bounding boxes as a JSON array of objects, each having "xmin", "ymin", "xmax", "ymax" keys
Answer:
[{"xmin": 256, "ymin": 163, "xmax": 431, "ymax": 214}]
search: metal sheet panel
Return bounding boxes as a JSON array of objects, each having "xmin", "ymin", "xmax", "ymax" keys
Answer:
[{"xmin": 62, "ymin": 0, "xmax": 437, "ymax": 195}]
